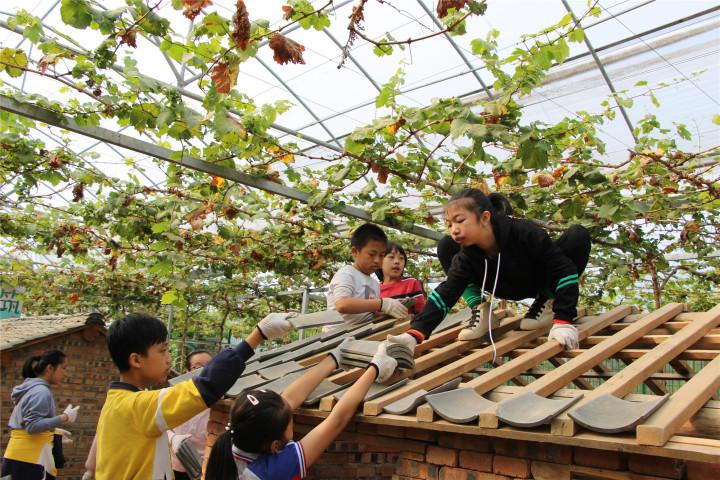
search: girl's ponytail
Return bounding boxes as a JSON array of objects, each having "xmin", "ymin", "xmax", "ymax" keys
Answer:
[
  {"xmin": 205, "ymin": 430, "xmax": 237, "ymax": 480},
  {"xmin": 21, "ymin": 350, "xmax": 66, "ymax": 379},
  {"xmin": 22, "ymin": 355, "xmax": 42, "ymax": 379},
  {"xmin": 488, "ymin": 192, "xmax": 513, "ymax": 217},
  {"xmin": 445, "ymin": 188, "xmax": 513, "ymax": 221}
]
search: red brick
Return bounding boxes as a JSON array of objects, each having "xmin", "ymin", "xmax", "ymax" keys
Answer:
[
  {"xmin": 458, "ymin": 451, "xmax": 493, "ymax": 472},
  {"xmin": 356, "ymin": 465, "xmax": 378, "ymax": 477},
  {"xmin": 361, "ymin": 452, "xmax": 386, "ymax": 463},
  {"xmin": 427, "ymin": 446, "xmax": 459, "ymax": 467},
  {"xmin": 574, "ymin": 447, "xmax": 627, "ymax": 470},
  {"xmin": 400, "ymin": 450, "xmax": 426, "ymax": 462},
  {"xmin": 526, "ymin": 442, "xmax": 572, "ymax": 464},
  {"xmin": 493, "ymin": 455, "xmax": 531, "ymax": 478},
  {"xmin": 379, "ymin": 425, "xmax": 406, "ymax": 438},
  {"xmin": 439, "ymin": 466, "xmax": 510, "ymax": 480},
  {"xmin": 628, "ymin": 454, "xmax": 685, "ymax": 479},
  {"xmin": 405, "ymin": 428, "xmax": 438, "ymax": 442},
  {"xmin": 530, "ymin": 461, "xmax": 571, "ymax": 480},
  {"xmin": 438, "ymin": 433, "xmax": 491, "ymax": 452},
  {"xmin": 314, "ymin": 452, "xmax": 355, "ymax": 464},
  {"xmin": 357, "ymin": 422, "xmax": 378, "ymax": 435},
  {"xmin": 492, "ymin": 438, "xmax": 531, "ymax": 458},
  {"xmin": 310, "ymin": 465, "xmax": 357, "ymax": 477},
  {"xmin": 398, "ymin": 459, "xmax": 438, "ymax": 479},
  {"xmin": 687, "ymin": 461, "xmax": 720, "ymax": 480}
]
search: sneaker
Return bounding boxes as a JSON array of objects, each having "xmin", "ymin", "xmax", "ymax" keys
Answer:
[
  {"xmin": 520, "ymin": 299, "xmax": 554, "ymax": 330},
  {"xmin": 458, "ymin": 303, "xmax": 500, "ymax": 340}
]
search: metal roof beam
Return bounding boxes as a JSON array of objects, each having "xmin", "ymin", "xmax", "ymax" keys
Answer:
[
  {"xmin": 180, "ymin": 0, "xmax": 357, "ymax": 86},
  {"xmin": 255, "ymin": 56, "xmax": 342, "ymax": 148},
  {"xmin": 0, "ymin": 18, "xmax": 344, "ymax": 154},
  {"xmin": 560, "ymin": 0, "xmax": 637, "ymax": 143},
  {"xmin": 0, "ymin": 95, "xmax": 442, "ymax": 241},
  {"xmin": 291, "ymin": 8, "xmax": 719, "ymax": 150},
  {"xmin": 414, "ymin": 0, "xmax": 493, "ymax": 99},
  {"xmin": 323, "ymin": 28, "xmax": 381, "ymax": 92}
]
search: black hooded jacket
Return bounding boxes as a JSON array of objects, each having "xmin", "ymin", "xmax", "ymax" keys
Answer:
[{"xmin": 411, "ymin": 216, "xmax": 580, "ymax": 338}]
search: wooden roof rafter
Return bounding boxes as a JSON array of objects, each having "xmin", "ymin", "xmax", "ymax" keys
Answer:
[{"xmin": 210, "ymin": 302, "xmax": 719, "ymax": 463}]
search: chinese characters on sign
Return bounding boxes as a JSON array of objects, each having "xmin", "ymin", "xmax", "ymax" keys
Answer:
[{"xmin": 0, "ymin": 287, "xmax": 23, "ymax": 319}]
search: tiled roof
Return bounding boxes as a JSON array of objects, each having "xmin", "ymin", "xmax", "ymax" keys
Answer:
[
  {"xmin": 212, "ymin": 303, "xmax": 720, "ymax": 462},
  {"xmin": 0, "ymin": 312, "xmax": 105, "ymax": 350}
]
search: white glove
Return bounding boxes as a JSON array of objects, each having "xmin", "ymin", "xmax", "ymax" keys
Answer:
[
  {"xmin": 328, "ymin": 337, "xmax": 354, "ymax": 370},
  {"xmin": 81, "ymin": 471, "xmax": 95, "ymax": 480},
  {"xmin": 548, "ymin": 322, "xmax": 579, "ymax": 350},
  {"xmin": 379, "ymin": 298, "xmax": 409, "ymax": 319},
  {"xmin": 257, "ymin": 312, "xmax": 296, "ymax": 340},
  {"xmin": 370, "ymin": 342, "xmax": 398, "ymax": 383},
  {"xmin": 170, "ymin": 433, "xmax": 192, "ymax": 454},
  {"xmin": 57, "ymin": 428, "xmax": 73, "ymax": 446},
  {"xmin": 63, "ymin": 404, "xmax": 79, "ymax": 423},
  {"xmin": 386, "ymin": 332, "xmax": 418, "ymax": 353}
]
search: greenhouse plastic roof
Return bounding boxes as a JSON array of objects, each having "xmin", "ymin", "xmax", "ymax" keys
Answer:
[{"xmin": 0, "ymin": 0, "xmax": 718, "ymax": 245}]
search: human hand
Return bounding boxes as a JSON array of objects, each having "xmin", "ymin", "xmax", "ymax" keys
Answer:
[
  {"xmin": 257, "ymin": 313, "xmax": 296, "ymax": 340},
  {"xmin": 379, "ymin": 298, "xmax": 409, "ymax": 319}
]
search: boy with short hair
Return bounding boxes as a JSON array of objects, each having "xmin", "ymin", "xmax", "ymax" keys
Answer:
[
  {"xmin": 327, "ymin": 223, "xmax": 409, "ymax": 325},
  {"xmin": 95, "ymin": 312, "xmax": 294, "ymax": 480}
]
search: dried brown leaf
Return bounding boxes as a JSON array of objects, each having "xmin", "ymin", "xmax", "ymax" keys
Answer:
[
  {"xmin": 437, "ymin": 0, "xmax": 469, "ymax": 18},
  {"xmin": 183, "ymin": 0, "xmax": 213, "ymax": 21},
  {"xmin": 231, "ymin": 0, "xmax": 251, "ymax": 50},
  {"xmin": 72, "ymin": 183, "xmax": 84, "ymax": 202},
  {"xmin": 210, "ymin": 62, "xmax": 238, "ymax": 94},
  {"xmin": 268, "ymin": 33, "xmax": 306, "ymax": 65},
  {"xmin": 118, "ymin": 28, "xmax": 137, "ymax": 48}
]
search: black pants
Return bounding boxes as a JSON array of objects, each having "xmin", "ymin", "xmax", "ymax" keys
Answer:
[
  {"xmin": 436, "ymin": 225, "xmax": 591, "ymax": 289},
  {"xmin": 174, "ymin": 471, "xmax": 192, "ymax": 480},
  {"xmin": 1, "ymin": 458, "xmax": 56, "ymax": 480}
]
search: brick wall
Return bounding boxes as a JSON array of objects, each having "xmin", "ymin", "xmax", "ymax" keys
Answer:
[
  {"xmin": 206, "ymin": 401, "xmax": 719, "ymax": 480},
  {"xmin": 0, "ymin": 327, "xmax": 114, "ymax": 480}
]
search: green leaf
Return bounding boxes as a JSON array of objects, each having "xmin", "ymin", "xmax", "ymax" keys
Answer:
[
  {"xmin": 468, "ymin": 1, "xmax": 488, "ymax": 15},
  {"xmin": 373, "ymin": 44, "xmax": 393, "ymax": 57},
  {"xmin": 568, "ymin": 28, "xmax": 584, "ymax": 43},
  {"xmin": 161, "ymin": 289, "xmax": 177, "ymax": 305},
  {"xmin": 598, "ymin": 203, "xmax": 618, "ymax": 220},
  {"xmin": 616, "ymin": 96, "xmax": 634, "ymax": 109},
  {"xmin": 558, "ymin": 13, "xmax": 573, "ymax": 27},
  {"xmin": 150, "ymin": 260, "xmax": 173, "ymax": 277},
  {"xmin": 583, "ymin": 170, "xmax": 608, "ymax": 186},
  {"xmin": 343, "ymin": 138, "xmax": 366, "ymax": 156},
  {"xmin": 518, "ymin": 139, "xmax": 549, "ymax": 169},
  {"xmin": 676, "ymin": 124, "xmax": 692, "ymax": 141},
  {"xmin": 150, "ymin": 241, "xmax": 171, "ymax": 251},
  {"xmin": 634, "ymin": 80, "xmax": 648, "ymax": 87},
  {"xmin": 559, "ymin": 198, "xmax": 584, "ymax": 220},
  {"xmin": 60, "ymin": 0, "xmax": 93, "ymax": 29},
  {"xmin": 203, "ymin": 12, "xmax": 230, "ymax": 35},
  {"xmin": 0, "ymin": 48, "xmax": 28, "ymax": 77},
  {"xmin": 152, "ymin": 221, "xmax": 170, "ymax": 233},
  {"xmin": 713, "ymin": 114, "xmax": 720, "ymax": 126}
]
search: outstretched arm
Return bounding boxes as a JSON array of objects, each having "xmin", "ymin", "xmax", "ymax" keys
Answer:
[
  {"xmin": 282, "ymin": 356, "xmax": 336, "ymax": 411},
  {"xmin": 299, "ymin": 366, "xmax": 377, "ymax": 468},
  {"xmin": 299, "ymin": 343, "xmax": 398, "ymax": 469}
]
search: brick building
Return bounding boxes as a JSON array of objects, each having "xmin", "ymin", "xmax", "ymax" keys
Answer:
[{"xmin": 1, "ymin": 313, "xmax": 111, "ymax": 480}]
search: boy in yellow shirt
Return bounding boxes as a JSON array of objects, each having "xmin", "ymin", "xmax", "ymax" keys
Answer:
[{"xmin": 95, "ymin": 312, "xmax": 294, "ymax": 480}]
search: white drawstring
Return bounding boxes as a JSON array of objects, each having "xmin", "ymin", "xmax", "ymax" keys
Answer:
[
  {"xmin": 487, "ymin": 253, "xmax": 501, "ymax": 365},
  {"xmin": 479, "ymin": 259, "xmax": 488, "ymax": 302}
]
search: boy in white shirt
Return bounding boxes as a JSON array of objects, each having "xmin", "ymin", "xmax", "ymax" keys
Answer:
[{"xmin": 327, "ymin": 223, "xmax": 408, "ymax": 325}]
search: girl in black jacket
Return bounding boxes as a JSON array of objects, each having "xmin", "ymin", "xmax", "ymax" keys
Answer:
[{"xmin": 389, "ymin": 188, "xmax": 590, "ymax": 352}]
